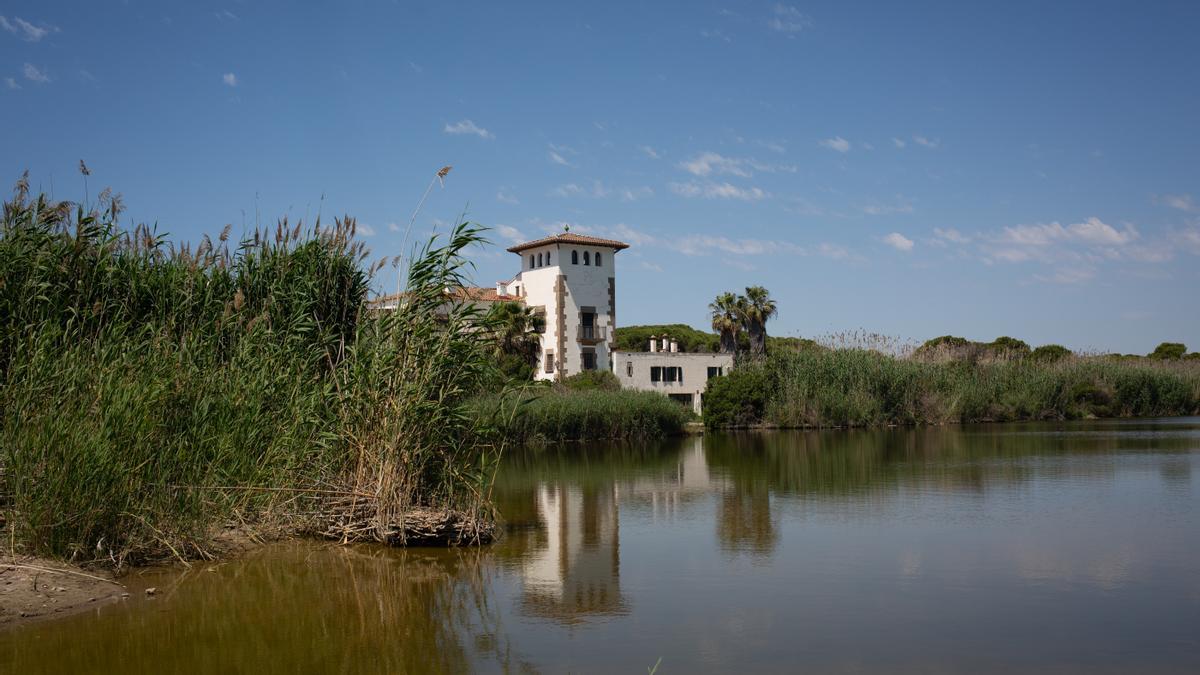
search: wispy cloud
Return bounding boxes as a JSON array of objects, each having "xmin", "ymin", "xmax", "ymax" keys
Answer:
[
  {"xmin": 619, "ymin": 186, "xmax": 654, "ymax": 202},
  {"xmin": 357, "ymin": 223, "xmax": 377, "ymax": 237},
  {"xmin": 700, "ymin": 28, "xmax": 731, "ymax": 42},
  {"xmin": 222, "ymin": 72, "xmax": 238, "ymax": 87},
  {"xmin": 548, "ymin": 150, "xmax": 572, "ymax": 166},
  {"xmin": 443, "ymin": 119, "xmax": 493, "ymax": 139},
  {"xmin": 670, "ymin": 181, "xmax": 767, "ymax": 201},
  {"xmin": 913, "ymin": 135, "xmax": 940, "ymax": 148},
  {"xmin": 1156, "ymin": 193, "xmax": 1197, "ymax": 213},
  {"xmin": 861, "ymin": 195, "xmax": 915, "ymax": 216},
  {"xmin": 768, "ymin": 4, "xmax": 810, "ymax": 34},
  {"xmin": 639, "ymin": 145, "xmax": 662, "ymax": 160},
  {"xmin": 496, "ymin": 188, "xmax": 519, "ymax": 205},
  {"xmin": 892, "ymin": 137, "xmax": 907, "ymax": 149},
  {"xmin": 22, "ymin": 63, "xmax": 49, "ymax": 83},
  {"xmin": 0, "ymin": 16, "xmax": 57, "ymax": 42},
  {"xmin": 933, "ymin": 227, "xmax": 970, "ymax": 244},
  {"xmin": 883, "ymin": 232, "xmax": 915, "ymax": 252},
  {"xmin": 679, "ymin": 151, "xmax": 796, "ymax": 177},
  {"xmin": 494, "ymin": 224, "xmax": 526, "ymax": 244},
  {"xmin": 545, "ymin": 221, "xmax": 853, "ymax": 263},
  {"xmin": 819, "ymin": 136, "xmax": 851, "ymax": 153},
  {"xmin": 995, "ymin": 218, "xmax": 1138, "ymax": 248},
  {"xmin": 4, "ymin": 77, "xmax": 18, "ymax": 90}
]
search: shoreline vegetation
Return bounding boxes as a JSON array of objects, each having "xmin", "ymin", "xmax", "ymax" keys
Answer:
[{"xmin": 0, "ymin": 177, "xmax": 511, "ymax": 569}]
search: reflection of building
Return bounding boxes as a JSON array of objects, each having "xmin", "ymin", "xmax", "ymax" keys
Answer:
[{"xmin": 521, "ymin": 484, "xmax": 625, "ymax": 622}]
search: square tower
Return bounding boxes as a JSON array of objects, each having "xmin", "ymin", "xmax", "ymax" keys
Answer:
[{"xmin": 504, "ymin": 231, "xmax": 629, "ymax": 381}]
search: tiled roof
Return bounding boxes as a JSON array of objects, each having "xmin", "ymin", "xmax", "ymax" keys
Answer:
[{"xmin": 506, "ymin": 232, "xmax": 630, "ymax": 253}]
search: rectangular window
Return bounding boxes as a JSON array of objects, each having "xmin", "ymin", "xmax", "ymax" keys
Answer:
[
  {"xmin": 651, "ymin": 366, "xmax": 661, "ymax": 382},
  {"xmin": 664, "ymin": 366, "xmax": 680, "ymax": 383},
  {"xmin": 581, "ymin": 351, "xmax": 597, "ymax": 371},
  {"xmin": 707, "ymin": 366, "xmax": 723, "ymax": 379},
  {"xmin": 545, "ymin": 351, "xmax": 554, "ymax": 374},
  {"xmin": 626, "ymin": 361, "xmax": 633, "ymax": 377}
]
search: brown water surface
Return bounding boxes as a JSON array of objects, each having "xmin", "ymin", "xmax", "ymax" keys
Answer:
[{"xmin": 4, "ymin": 418, "xmax": 1199, "ymax": 673}]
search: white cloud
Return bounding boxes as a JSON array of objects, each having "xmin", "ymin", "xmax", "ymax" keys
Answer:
[
  {"xmin": 768, "ymin": 4, "xmax": 810, "ymax": 33},
  {"xmin": 0, "ymin": 16, "xmax": 56, "ymax": 42},
  {"xmin": 892, "ymin": 137, "xmax": 907, "ymax": 149},
  {"xmin": 357, "ymin": 223, "xmax": 377, "ymax": 237},
  {"xmin": 679, "ymin": 151, "xmax": 751, "ymax": 177},
  {"xmin": 700, "ymin": 28, "xmax": 731, "ymax": 42},
  {"xmin": 4, "ymin": 77, "xmax": 18, "ymax": 90},
  {"xmin": 215, "ymin": 9, "xmax": 239, "ymax": 22},
  {"xmin": 443, "ymin": 119, "xmax": 493, "ymax": 139},
  {"xmin": 1157, "ymin": 193, "xmax": 1197, "ymax": 213},
  {"xmin": 222, "ymin": 72, "xmax": 238, "ymax": 87},
  {"xmin": 496, "ymin": 188, "xmax": 519, "ymax": 205},
  {"xmin": 883, "ymin": 232, "xmax": 915, "ymax": 252},
  {"xmin": 818, "ymin": 243, "xmax": 851, "ymax": 260},
  {"xmin": 672, "ymin": 234, "xmax": 805, "ymax": 257},
  {"xmin": 22, "ymin": 63, "xmax": 49, "ymax": 83},
  {"xmin": 913, "ymin": 135, "xmax": 940, "ymax": 148},
  {"xmin": 548, "ymin": 150, "xmax": 571, "ymax": 166},
  {"xmin": 639, "ymin": 145, "xmax": 661, "ymax": 159},
  {"xmin": 619, "ymin": 186, "xmax": 654, "ymax": 202},
  {"xmin": 756, "ymin": 139, "xmax": 787, "ymax": 154},
  {"xmin": 552, "ymin": 183, "xmax": 584, "ymax": 198},
  {"xmin": 670, "ymin": 181, "xmax": 767, "ymax": 201},
  {"xmin": 639, "ymin": 261, "xmax": 664, "ymax": 273},
  {"xmin": 819, "ymin": 136, "xmax": 851, "ymax": 153},
  {"xmin": 388, "ymin": 222, "xmax": 401, "ymax": 232},
  {"xmin": 996, "ymin": 218, "xmax": 1138, "ymax": 248},
  {"xmin": 933, "ymin": 227, "xmax": 970, "ymax": 244},
  {"xmin": 494, "ymin": 224, "xmax": 526, "ymax": 244}
]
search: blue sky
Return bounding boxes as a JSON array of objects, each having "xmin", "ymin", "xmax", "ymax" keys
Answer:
[{"xmin": 3, "ymin": 1, "xmax": 1199, "ymax": 353}]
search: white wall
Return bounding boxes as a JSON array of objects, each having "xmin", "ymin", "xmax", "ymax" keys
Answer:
[{"xmin": 612, "ymin": 351, "xmax": 735, "ymax": 414}]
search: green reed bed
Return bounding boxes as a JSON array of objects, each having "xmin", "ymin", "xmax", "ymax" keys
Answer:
[
  {"xmin": 475, "ymin": 388, "xmax": 692, "ymax": 443},
  {"xmin": 704, "ymin": 348, "xmax": 1200, "ymax": 429},
  {"xmin": 0, "ymin": 177, "xmax": 504, "ymax": 564}
]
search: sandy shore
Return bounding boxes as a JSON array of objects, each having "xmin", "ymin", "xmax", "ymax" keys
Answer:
[{"xmin": 0, "ymin": 557, "xmax": 129, "ymax": 630}]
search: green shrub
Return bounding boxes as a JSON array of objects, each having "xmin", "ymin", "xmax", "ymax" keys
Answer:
[
  {"xmin": 990, "ymin": 336, "xmax": 1032, "ymax": 356},
  {"xmin": 703, "ymin": 363, "xmax": 769, "ymax": 428},
  {"xmin": 559, "ymin": 369, "xmax": 620, "ymax": 391},
  {"xmin": 1030, "ymin": 344, "xmax": 1072, "ymax": 362},
  {"xmin": 1149, "ymin": 342, "xmax": 1188, "ymax": 360},
  {"xmin": 479, "ymin": 388, "xmax": 690, "ymax": 442},
  {"xmin": 613, "ymin": 324, "xmax": 719, "ymax": 353}
]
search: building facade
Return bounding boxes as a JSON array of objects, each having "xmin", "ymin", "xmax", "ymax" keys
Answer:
[
  {"xmin": 501, "ymin": 231, "xmax": 629, "ymax": 381},
  {"xmin": 612, "ymin": 336, "xmax": 734, "ymax": 414}
]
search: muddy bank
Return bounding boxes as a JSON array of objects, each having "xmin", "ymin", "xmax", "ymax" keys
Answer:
[{"xmin": 0, "ymin": 558, "xmax": 127, "ymax": 629}]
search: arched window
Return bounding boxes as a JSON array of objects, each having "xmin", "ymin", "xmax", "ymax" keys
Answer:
[
  {"xmin": 529, "ymin": 255, "xmax": 535, "ymax": 268},
  {"xmin": 571, "ymin": 250, "xmax": 579, "ymax": 265},
  {"xmin": 584, "ymin": 251, "xmax": 591, "ymax": 265},
  {"xmin": 595, "ymin": 252, "xmax": 602, "ymax": 267},
  {"xmin": 545, "ymin": 251, "xmax": 552, "ymax": 265},
  {"xmin": 537, "ymin": 252, "xmax": 543, "ymax": 267}
]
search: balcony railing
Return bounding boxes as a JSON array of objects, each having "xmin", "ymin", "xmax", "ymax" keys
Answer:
[{"xmin": 577, "ymin": 324, "xmax": 607, "ymax": 343}]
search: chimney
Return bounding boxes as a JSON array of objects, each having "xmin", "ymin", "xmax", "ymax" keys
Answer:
[
  {"xmin": 496, "ymin": 281, "xmax": 506, "ymax": 296},
  {"xmin": 661, "ymin": 336, "xmax": 671, "ymax": 353},
  {"xmin": 649, "ymin": 335, "xmax": 658, "ymax": 353},
  {"xmin": 670, "ymin": 339, "xmax": 679, "ymax": 353}
]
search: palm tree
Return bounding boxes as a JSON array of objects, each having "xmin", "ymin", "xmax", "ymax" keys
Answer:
[
  {"xmin": 487, "ymin": 301, "xmax": 545, "ymax": 376},
  {"xmin": 741, "ymin": 286, "xmax": 777, "ymax": 357},
  {"xmin": 709, "ymin": 292, "xmax": 741, "ymax": 354}
]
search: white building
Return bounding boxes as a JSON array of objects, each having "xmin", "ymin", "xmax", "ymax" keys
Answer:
[
  {"xmin": 499, "ymin": 230, "xmax": 628, "ymax": 381},
  {"xmin": 612, "ymin": 336, "xmax": 734, "ymax": 414}
]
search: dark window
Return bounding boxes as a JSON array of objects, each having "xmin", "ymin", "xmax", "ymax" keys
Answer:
[
  {"xmin": 626, "ymin": 361, "xmax": 633, "ymax": 377},
  {"xmin": 537, "ymin": 252, "xmax": 542, "ymax": 267},
  {"xmin": 707, "ymin": 366, "xmax": 724, "ymax": 379},
  {"xmin": 584, "ymin": 251, "xmax": 591, "ymax": 265},
  {"xmin": 572, "ymin": 250, "xmax": 579, "ymax": 265},
  {"xmin": 529, "ymin": 255, "xmax": 535, "ymax": 268},
  {"xmin": 595, "ymin": 252, "xmax": 602, "ymax": 266},
  {"xmin": 545, "ymin": 351, "xmax": 555, "ymax": 373},
  {"xmin": 582, "ymin": 351, "xmax": 597, "ymax": 371},
  {"xmin": 664, "ymin": 367, "xmax": 679, "ymax": 383},
  {"xmin": 651, "ymin": 366, "xmax": 662, "ymax": 382},
  {"xmin": 546, "ymin": 251, "xmax": 551, "ymax": 265}
]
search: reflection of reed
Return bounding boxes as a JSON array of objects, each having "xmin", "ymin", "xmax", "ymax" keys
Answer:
[{"xmin": 0, "ymin": 542, "xmax": 539, "ymax": 675}]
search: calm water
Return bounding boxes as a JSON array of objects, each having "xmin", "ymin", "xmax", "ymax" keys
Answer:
[{"xmin": 4, "ymin": 419, "xmax": 1200, "ymax": 674}]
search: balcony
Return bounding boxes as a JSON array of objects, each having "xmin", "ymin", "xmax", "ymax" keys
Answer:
[{"xmin": 576, "ymin": 324, "xmax": 607, "ymax": 344}]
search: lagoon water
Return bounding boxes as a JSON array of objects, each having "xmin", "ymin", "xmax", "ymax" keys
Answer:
[{"xmin": 4, "ymin": 418, "xmax": 1200, "ymax": 673}]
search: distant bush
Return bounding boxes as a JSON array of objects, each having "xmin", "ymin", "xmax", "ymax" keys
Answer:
[
  {"xmin": 559, "ymin": 370, "xmax": 620, "ymax": 391},
  {"xmin": 477, "ymin": 388, "xmax": 691, "ymax": 442},
  {"xmin": 989, "ymin": 336, "xmax": 1031, "ymax": 356},
  {"xmin": 702, "ymin": 364, "xmax": 769, "ymax": 428},
  {"xmin": 1030, "ymin": 344, "xmax": 1072, "ymax": 362},
  {"xmin": 614, "ymin": 324, "xmax": 719, "ymax": 353},
  {"xmin": 1149, "ymin": 342, "xmax": 1188, "ymax": 360}
]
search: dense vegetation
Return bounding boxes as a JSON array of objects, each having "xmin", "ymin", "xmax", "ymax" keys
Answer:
[
  {"xmin": 614, "ymin": 324, "xmax": 817, "ymax": 354},
  {"xmin": 0, "ymin": 177, "xmax": 506, "ymax": 564},
  {"xmin": 473, "ymin": 371, "xmax": 692, "ymax": 443},
  {"xmin": 703, "ymin": 348, "xmax": 1200, "ymax": 429}
]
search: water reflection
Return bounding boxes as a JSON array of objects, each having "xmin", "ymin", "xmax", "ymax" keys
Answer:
[{"xmin": 6, "ymin": 419, "xmax": 1200, "ymax": 674}]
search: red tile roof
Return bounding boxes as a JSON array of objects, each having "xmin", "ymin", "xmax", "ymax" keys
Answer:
[{"xmin": 506, "ymin": 232, "xmax": 630, "ymax": 253}]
